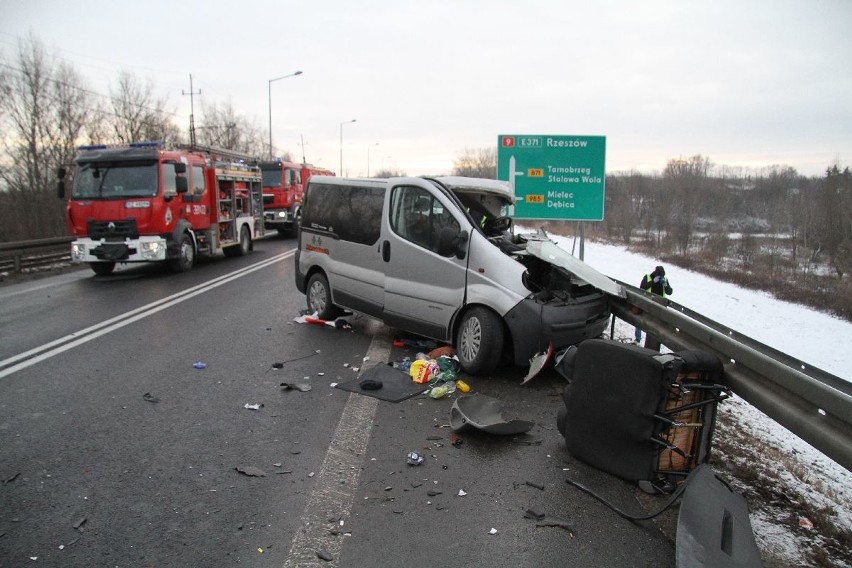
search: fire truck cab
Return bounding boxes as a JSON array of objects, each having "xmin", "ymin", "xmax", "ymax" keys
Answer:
[
  {"xmin": 58, "ymin": 142, "xmax": 264, "ymax": 275},
  {"xmin": 259, "ymin": 159, "xmax": 334, "ymax": 236}
]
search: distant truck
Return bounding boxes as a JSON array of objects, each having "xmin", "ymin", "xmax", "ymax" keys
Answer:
[
  {"xmin": 57, "ymin": 142, "xmax": 264, "ymax": 275},
  {"xmin": 258, "ymin": 159, "xmax": 335, "ymax": 236}
]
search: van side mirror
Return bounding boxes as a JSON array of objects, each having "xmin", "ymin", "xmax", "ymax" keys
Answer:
[
  {"xmin": 174, "ymin": 162, "xmax": 187, "ymax": 174},
  {"xmin": 438, "ymin": 228, "xmax": 468, "ymax": 259},
  {"xmin": 176, "ymin": 176, "xmax": 188, "ymax": 194}
]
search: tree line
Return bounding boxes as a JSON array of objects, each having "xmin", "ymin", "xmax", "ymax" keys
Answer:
[{"xmin": 2, "ymin": 34, "xmax": 850, "ymax": 317}]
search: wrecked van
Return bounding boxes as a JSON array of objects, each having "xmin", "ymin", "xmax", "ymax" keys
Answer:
[{"xmin": 294, "ymin": 175, "xmax": 616, "ymax": 374}]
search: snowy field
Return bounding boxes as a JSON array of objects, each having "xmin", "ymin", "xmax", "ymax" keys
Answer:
[{"xmin": 541, "ymin": 231, "xmax": 851, "ymax": 566}]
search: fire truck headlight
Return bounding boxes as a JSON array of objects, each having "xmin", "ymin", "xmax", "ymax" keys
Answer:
[
  {"xmin": 140, "ymin": 240, "xmax": 166, "ymax": 260},
  {"xmin": 277, "ymin": 212, "xmax": 288, "ymax": 218},
  {"xmin": 71, "ymin": 243, "xmax": 86, "ymax": 261}
]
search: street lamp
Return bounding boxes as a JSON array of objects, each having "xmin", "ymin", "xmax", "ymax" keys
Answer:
[
  {"xmin": 339, "ymin": 119, "xmax": 357, "ymax": 176},
  {"xmin": 367, "ymin": 142, "xmax": 380, "ymax": 177},
  {"xmin": 268, "ymin": 70, "xmax": 303, "ymax": 158}
]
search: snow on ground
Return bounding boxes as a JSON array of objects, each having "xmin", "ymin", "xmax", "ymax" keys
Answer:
[{"xmin": 539, "ymin": 231, "xmax": 852, "ymax": 566}]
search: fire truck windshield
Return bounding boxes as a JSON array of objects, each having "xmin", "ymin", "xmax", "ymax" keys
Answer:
[
  {"xmin": 261, "ymin": 168, "xmax": 282, "ymax": 188},
  {"xmin": 72, "ymin": 161, "xmax": 159, "ymax": 199}
]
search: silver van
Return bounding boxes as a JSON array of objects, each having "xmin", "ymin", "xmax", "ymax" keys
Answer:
[{"xmin": 294, "ymin": 175, "xmax": 615, "ymax": 374}]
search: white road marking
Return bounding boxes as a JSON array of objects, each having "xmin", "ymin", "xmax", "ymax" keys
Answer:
[
  {"xmin": 283, "ymin": 330, "xmax": 392, "ymax": 567},
  {"xmin": 0, "ymin": 251, "xmax": 294, "ymax": 379}
]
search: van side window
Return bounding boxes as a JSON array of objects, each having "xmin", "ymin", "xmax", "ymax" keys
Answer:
[
  {"xmin": 163, "ymin": 163, "xmax": 178, "ymax": 198},
  {"xmin": 302, "ymin": 183, "xmax": 384, "ymax": 245},
  {"xmin": 390, "ymin": 185, "xmax": 460, "ymax": 253}
]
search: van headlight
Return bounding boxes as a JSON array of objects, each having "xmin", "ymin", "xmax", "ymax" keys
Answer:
[{"xmin": 140, "ymin": 240, "xmax": 166, "ymax": 260}]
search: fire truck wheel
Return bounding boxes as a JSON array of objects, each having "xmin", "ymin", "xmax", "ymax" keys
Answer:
[
  {"xmin": 89, "ymin": 262, "xmax": 115, "ymax": 276},
  {"xmin": 169, "ymin": 233, "xmax": 195, "ymax": 273},
  {"xmin": 306, "ymin": 272, "xmax": 341, "ymax": 320},
  {"xmin": 237, "ymin": 226, "xmax": 251, "ymax": 256}
]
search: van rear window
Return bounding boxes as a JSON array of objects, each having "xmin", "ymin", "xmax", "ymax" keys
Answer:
[{"xmin": 303, "ymin": 183, "xmax": 384, "ymax": 245}]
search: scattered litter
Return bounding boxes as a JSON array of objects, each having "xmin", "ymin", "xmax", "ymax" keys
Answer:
[
  {"xmin": 489, "ymin": 528, "xmax": 498, "ymax": 535},
  {"xmin": 257, "ymin": 548, "xmax": 264, "ymax": 554},
  {"xmin": 426, "ymin": 345, "xmax": 456, "ymax": 359},
  {"xmin": 317, "ymin": 549, "xmax": 333, "ymax": 562},
  {"xmin": 244, "ymin": 403, "xmax": 263, "ymax": 411},
  {"xmin": 308, "ymin": 472, "xmax": 315, "ymax": 478},
  {"xmin": 448, "ymin": 433, "xmax": 462, "ymax": 447},
  {"xmin": 406, "ymin": 451, "xmax": 425, "ymax": 466},
  {"xmin": 536, "ymin": 516, "xmax": 574, "ymax": 534},
  {"xmin": 3, "ymin": 472, "xmax": 20, "ymax": 485},
  {"xmin": 272, "ymin": 362, "xmax": 284, "ymax": 369},
  {"xmin": 799, "ymin": 517, "xmax": 814, "ymax": 529},
  {"xmin": 526, "ymin": 481, "xmax": 545, "ymax": 491},
  {"xmin": 273, "ymin": 463, "xmax": 282, "ymax": 467},
  {"xmin": 193, "ymin": 361, "xmax": 207, "ymax": 369},
  {"xmin": 428, "ymin": 385, "xmax": 448, "ymax": 399},
  {"xmin": 294, "ymin": 314, "xmax": 352, "ymax": 330},
  {"xmin": 395, "ymin": 335, "xmax": 438, "ymax": 349},
  {"xmin": 142, "ymin": 392, "xmax": 160, "ymax": 403},
  {"xmin": 280, "ymin": 379, "xmax": 312, "ymax": 392},
  {"xmin": 72, "ymin": 517, "xmax": 87, "ymax": 530},
  {"xmin": 458, "ymin": 489, "xmax": 467, "ymax": 497},
  {"xmin": 455, "ymin": 380, "xmax": 471, "ymax": 393},
  {"xmin": 427, "ymin": 490, "xmax": 442, "ymax": 496},
  {"xmin": 235, "ymin": 466, "xmax": 266, "ymax": 477}
]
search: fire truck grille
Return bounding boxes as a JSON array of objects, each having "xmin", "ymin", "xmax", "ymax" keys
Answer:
[
  {"xmin": 263, "ymin": 195, "xmax": 274, "ymax": 205},
  {"xmin": 88, "ymin": 219, "xmax": 139, "ymax": 240}
]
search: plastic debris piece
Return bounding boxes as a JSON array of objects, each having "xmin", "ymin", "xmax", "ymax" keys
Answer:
[
  {"xmin": 489, "ymin": 528, "xmax": 498, "ymax": 535},
  {"xmin": 3, "ymin": 472, "xmax": 21, "ymax": 485},
  {"xmin": 142, "ymin": 392, "xmax": 160, "ymax": 403},
  {"xmin": 272, "ymin": 362, "xmax": 284, "ymax": 369},
  {"xmin": 428, "ymin": 386, "xmax": 448, "ymax": 399},
  {"xmin": 193, "ymin": 362, "xmax": 207, "ymax": 369},
  {"xmin": 449, "ymin": 394, "xmax": 534, "ymax": 435},
  {"xmin": 235, "ymin": 466, "xmax": 266, "ymax": 477},
  {"xmin": 521, "ymin": 343, "xmax": 554, "ymax": 385},
  {"xmin": 799, "ymin": 517, "xmax": 814, "ymax": 529},
  {"xmin": 455, "ymin": 380, "xmax": 471, "ymax": 393},
  {"xmin": 526, "ymin": 480, "xmax": 545, "ymax": 491},
  {"xmin": 406, "ymin": 451, "xmax": 425, "ymax": 466},
  {"xmin": 244, "ymin": 403, "xmax": 263, "ymax": 411},
  {"xmin": 536, "ymin": 516, "xmax": 574, "ymax": 533},
  {"xmin": 427, "ymin": 345, "xmax": 456, "ymax": 359},
  {"xmin": 72, "ymin": 517, "xmax": 87, "ymax": 530},
  {"xmin": 458, "ymin": 489, "xmax": 467, "ymax": 496},
  {"xmin": 280, "ymin": 380, "xmax": 312, "ymax": 392}
]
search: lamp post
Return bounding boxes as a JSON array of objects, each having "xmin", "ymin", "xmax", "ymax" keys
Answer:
[
  {"xmin": 339, "ymin": 119, "xmax": 357, "ymax": 176},
  {"xmin": 367, "ymin": 142, "xmax": 380, "ymax": 177},
  {"xmin": 268, "ymin": 70, "xmax": 303, "ymax": 158}
]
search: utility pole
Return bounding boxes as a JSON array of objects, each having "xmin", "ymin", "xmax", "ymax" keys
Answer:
[{"xmin": 182, "ymin": 74, "xmax": 201, "ymax": 146}]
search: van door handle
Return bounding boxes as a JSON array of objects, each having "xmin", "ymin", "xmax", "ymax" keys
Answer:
[{"xmin": 382, "ymin": 240, "xmax": 391, "ymax": 262}]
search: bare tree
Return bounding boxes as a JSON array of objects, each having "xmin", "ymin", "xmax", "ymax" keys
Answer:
[
  {"xmin": 373, "ymin": 168, "xmax": 407, "ymax": 179},
  {"xmin": 0, "ymin": 34, "xmax": 92, "ymax": 240},
  {"xmin": 109, "ymin": 70, "xmax": 181, "ymax": 145},
  {"xmin": 452, "ymin": 147, "xmax": 496, "ymax": 179},
  {"xmin": 197, "ymin": 100, "xmax": 264, "ymax": 157}
]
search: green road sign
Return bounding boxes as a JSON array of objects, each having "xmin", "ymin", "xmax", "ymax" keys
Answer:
[{"xmin": 497, "ymin": 134, "xmax": 606, "ymax": 221}]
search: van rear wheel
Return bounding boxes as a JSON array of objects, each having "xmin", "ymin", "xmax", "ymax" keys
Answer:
[
  {"xmin": 306, "ymin": 272, "xmax": 341, "ymax": 320},
  {"xmin": 456, "ymin": 306, "xmax": 503, "ymax": 375}
]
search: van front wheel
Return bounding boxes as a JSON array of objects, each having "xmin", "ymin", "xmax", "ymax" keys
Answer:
[
  {"xmin": 306, "ymin": 272, "xmax": 341, "ymax": 320},
  {"xmin": 456, "ymin": 307, "xmax": 503, "ymax": 375}
]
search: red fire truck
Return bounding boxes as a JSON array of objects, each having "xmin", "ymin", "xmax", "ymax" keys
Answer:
[
  {"xmin": 258, "ymin": 159, "xmax": 335, "ymax": 236},
  {"xmin": 57, "ymin": 142, "xmax": 264, "ymax": 275}
]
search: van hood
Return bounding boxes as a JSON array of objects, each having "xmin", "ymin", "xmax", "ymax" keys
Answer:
[
  {"xmin": 431, "ymin": 176, "xmax": 515, "ymax": 205},
  {"xmin": 523, "ymin": 237, "xmax": 626, "ymax": 298}
]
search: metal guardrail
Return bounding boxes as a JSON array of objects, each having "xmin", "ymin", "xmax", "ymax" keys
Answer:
[
  {"xmin": 0, "ymin": 236, "xmax": 73, "ymax": 274},
  {"xmin": 612, "ymin": 281, "xmax": 852, "ymax": 472}
]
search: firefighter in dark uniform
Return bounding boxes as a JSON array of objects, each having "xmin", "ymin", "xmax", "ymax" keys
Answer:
[{"xmin": 634, "ymin": 265, "xmax": 672, "ymax": 347}]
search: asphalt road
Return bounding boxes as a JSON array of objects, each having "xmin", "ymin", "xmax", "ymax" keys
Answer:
[{"xmin": 0, "ymin": 236, "xmax": 675, "ymax": 567}]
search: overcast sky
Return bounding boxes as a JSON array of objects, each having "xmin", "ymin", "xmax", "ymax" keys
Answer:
[{"xmin": 3, "ymin": 0, "xmax": 851, "ymax": 177}]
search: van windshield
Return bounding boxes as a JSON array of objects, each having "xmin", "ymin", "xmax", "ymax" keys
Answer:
[{"xmin": 261, "ymin": 168, "xmax": 282, "ymax": 188}]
